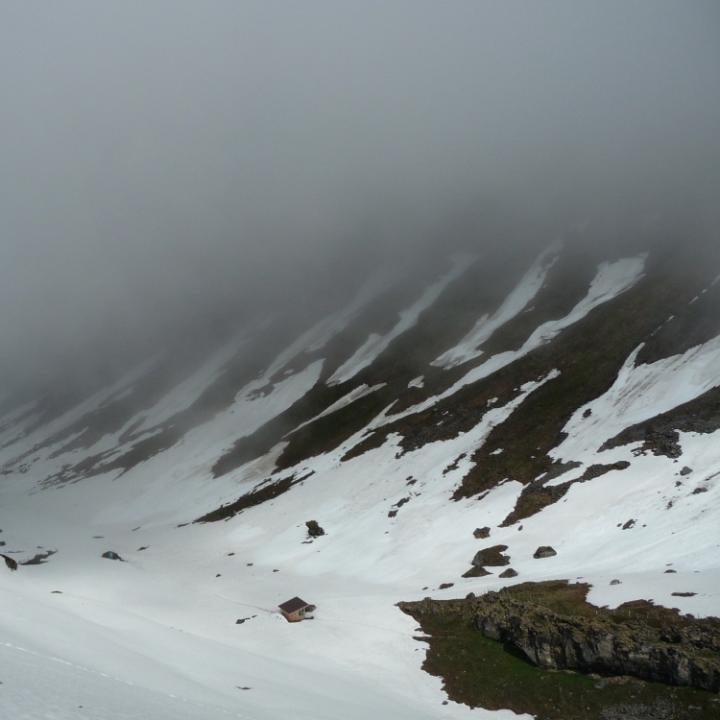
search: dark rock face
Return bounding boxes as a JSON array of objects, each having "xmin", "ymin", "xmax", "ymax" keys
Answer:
[
  {"xmin": 472, "ymin": 592, "xmax": 720, "ymax": 692},
  {"xmin": 101, "ymin": 551, "xmax": 124, "ymax": 561},
  {"xmin": 305, "ymin": 520, "xmax": 325, "ymax": 538},
  {"xmin": 400, "ymin": 582, "xmax": 720, "ymax": 693},
  {"xmin": 533, "ymin": 546, "xmax": 557, "ymax": 559},
  {"xmin": 473, "ymin": 526, "xmax": 491, "ymax": 539}
]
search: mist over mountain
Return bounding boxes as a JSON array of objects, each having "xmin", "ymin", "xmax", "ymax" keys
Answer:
[
  {"xmin": 2, "ymin": 0, "xmax": 719, "ymax": 396},
  {"xmin": 1, "ymin": 5, "xmax": 720, "ymax": 719}
]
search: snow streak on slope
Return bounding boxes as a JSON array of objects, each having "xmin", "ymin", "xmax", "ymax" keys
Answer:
[
  {"xmin": 135, "ymin": 332, "xmax": 256, "ymax": 433},
  {"xmin": 392, "ymin": 254, "xmax": 647, "ymax": 422},
  {"xmin": 263, "ymin": 270, "xmax": 394, "ymax": 380},
  {"xmin": 432, "ymin": 243, "xmax": 561, "ymax": 369},
  {"xmin": 550, "ymin": 331, "xmax": 720, "ymax": 469},
  {"xmin": 1, "ymin": 358, "xmax": 157, "ymax": 462},
  {"xmin": 327, "ymin": 255, "xmax": 475, "ymax": 386},
  {"xmin": 292, "ymin": 383, "xmax": 386, "ymax": 433}
]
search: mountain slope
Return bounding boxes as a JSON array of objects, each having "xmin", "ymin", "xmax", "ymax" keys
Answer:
[{"xmin": 1, "ymin": 239, "xmax": 719, "ymax": 719}]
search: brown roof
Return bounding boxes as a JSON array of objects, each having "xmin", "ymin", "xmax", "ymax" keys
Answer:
[{"xmin": 278, "ymin": 596, "xmax": 310, "ymax": 613}]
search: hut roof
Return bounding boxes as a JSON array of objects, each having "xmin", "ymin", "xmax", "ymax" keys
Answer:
[{"xmin": 278, "ymin": 596, "xmax": 310, "ymax": 613}]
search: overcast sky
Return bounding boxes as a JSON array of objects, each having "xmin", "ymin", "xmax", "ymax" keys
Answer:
[{"xmin": 1, "ymin": 1, "xmax": 719, "ymax": 392}]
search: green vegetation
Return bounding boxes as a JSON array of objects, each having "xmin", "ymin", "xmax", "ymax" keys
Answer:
[{"xmin": 406, "ymin": 589, "xmax": 720, "ymax": 720}]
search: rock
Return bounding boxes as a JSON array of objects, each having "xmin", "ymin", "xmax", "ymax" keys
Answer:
[
  {"xmin": 438, "ymin": 582, "xmax": 454, "ymax": 590},
  {"xmin": 692, "ymin": 486, "xmax": 708, "ymax": 494},
  {"xmin": 499, "ymin": 568, "xmax": 518, "ymax": 578},
  {"xmin": 680, "ymin": 466, "xmax": 693, "ymax": 476},
  {"xmin": 1, "ymin": 554, "xmax": 18, "ymax": 571},
  {"xmin": 622, "ymin": 519, "xmax": 636, "ymax": 530},
  {"xmin": 664, "ymin": 569, "xmax": 677, "ymax": 573},
  {"xmin": 610, "ymin": 579, "xmax": 621, "ymax": 585},
  {"xmin": 21, "ymin": 550, "xmax": 57, "ymax": 565},
  {"xmin": 533, "ymin": 546, "xmax": 557, "ymax": 559},
  {"xmin": 472, "ymin": 545, "xmax": 510, "ymax": 567},
  {"xmin": 671, "ymin": 591, "xmax": 697, "ymax": 597},
  {"xmin": 462, "ymin": 566, "xmax": 492, "ymax": 578},
  {"xmin": 473, "ymin": 527, "xmax": 491, "ymax": 539},
  {"xmin": 306, "ymin": 520, "xmax": 325, "ymax": 537},
  {"xmin": 465, "ymin": 592, "xmax": 476, "ymax": 600},
  {"xmin": 582, "ymin": 408, "xmax": 592, "ymax": 418},
  {"xmin": 400, "ymin": 581, "xmax": 720, "ymax": 693},
  {"xmin": 101, "ymin": 551, "xmax": 124, "ymax": 561}
]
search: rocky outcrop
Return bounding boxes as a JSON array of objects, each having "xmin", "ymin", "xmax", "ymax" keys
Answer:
[
  {"xmin": 474, "ymin": 594, "xmax": 719, "ymax": 692},
  {"xmin": 400, "ymin": 581, "xmax": 720, "ymax": 693}
]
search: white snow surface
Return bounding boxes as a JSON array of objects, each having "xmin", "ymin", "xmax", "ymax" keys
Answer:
[
  {"xmin": 1, "ymin": 249, "xmax": 719, "ymax": 720},
  {"xmin": 552, "ymin": 332, "xmax": 720, "ymax": 465}
]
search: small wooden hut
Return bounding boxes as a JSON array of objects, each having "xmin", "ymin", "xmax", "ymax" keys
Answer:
[{"xmin": 278, "ymin": 596, "xmax": 315, "ymax": 622}]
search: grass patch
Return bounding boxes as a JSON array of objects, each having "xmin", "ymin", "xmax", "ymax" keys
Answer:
[{"xmin": 404, "ymin": 594, "xmax": 720, "ymax": 720}]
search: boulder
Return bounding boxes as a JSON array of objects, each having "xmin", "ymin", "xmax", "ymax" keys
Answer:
[
  {"xmin": 473, "ymin": 526, "xmax": 491, "ymax": 539},
  {"xmin": 533, "ymin": 546, "xmax": 557, "ymax": 559},
  {"xmin": 101, "ymin": 551, "xmax": 124, "ymax": 561},
  {"xmin": 472, "ymin": 544, "xmax": 510, "ymax": 567},
  {"xmin": 499, "ymin": 568, "xmax": 518, "ymax": 579},
  {"xmin": 306, "ymin": 520, "xmax": 325, "ymax": 538},
  {"xmin": 462, "ymin": 565, "xmax": 492, "ymax": 578}
]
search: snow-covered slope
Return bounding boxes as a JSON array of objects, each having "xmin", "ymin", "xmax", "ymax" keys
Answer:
[{"xmin": 1, "ymin": 243, "xmax": 719, "ymax": 719}]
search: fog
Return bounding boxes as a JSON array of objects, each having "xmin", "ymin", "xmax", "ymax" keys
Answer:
[{"xmin": 2, "ymin": 1, "xmax": 719, "ymax": 395}]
